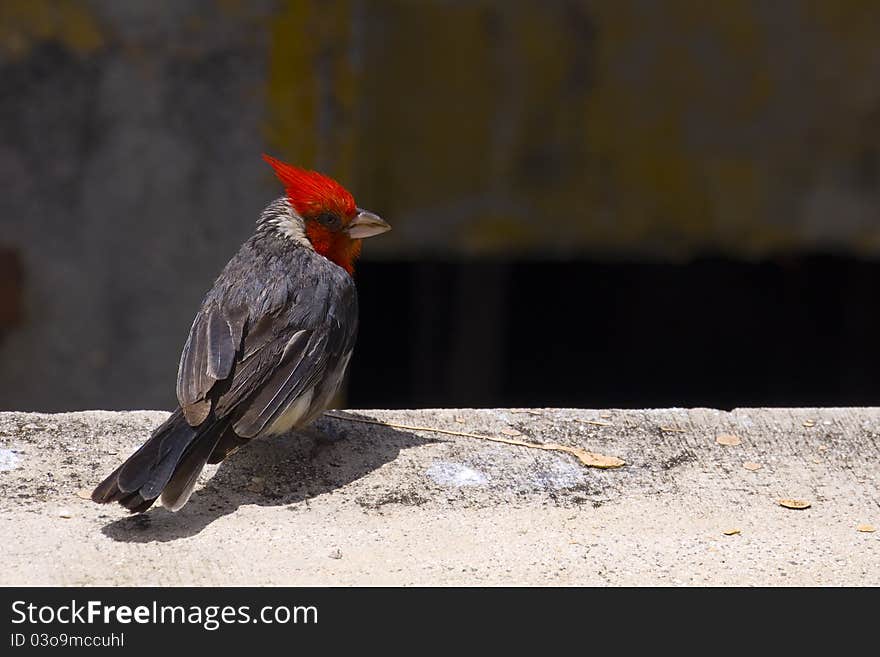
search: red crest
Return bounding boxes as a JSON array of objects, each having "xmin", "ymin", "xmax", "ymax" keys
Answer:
[{"xmin": 262, "ymin": 154, "xmax": 356, "ymax": 219}]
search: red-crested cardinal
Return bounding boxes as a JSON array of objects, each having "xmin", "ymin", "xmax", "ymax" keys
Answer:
[{"xmin": 92, "ymin": 154, "xmax": 390, "ymax": 512}]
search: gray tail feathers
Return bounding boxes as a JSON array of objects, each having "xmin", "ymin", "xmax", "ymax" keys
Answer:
[{"xmin": 91, "ymin": 409, "xmax": 224, "ymax": 513}]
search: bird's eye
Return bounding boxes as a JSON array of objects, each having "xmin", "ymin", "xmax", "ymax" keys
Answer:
[{"xmin": 315, "ymin": 212, "xmax": 342, "ymax": 229}]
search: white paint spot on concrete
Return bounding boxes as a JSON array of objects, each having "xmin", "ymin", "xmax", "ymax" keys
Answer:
[
  {"xmin": 426, "ymin": 462, "xmax": 489, "ymax": 487},
  {"xmin": 531, "ymin": 460, "xmax": 585, "ymax": 490},
  {"xmin": 0, "ymin": 448, "xmax": 21, "ymax": 471}
]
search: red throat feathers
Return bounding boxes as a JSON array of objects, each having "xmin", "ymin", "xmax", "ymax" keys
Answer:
[{"xmin": 303, "ymin": 222, "xmax": 362, "ymax": 275}]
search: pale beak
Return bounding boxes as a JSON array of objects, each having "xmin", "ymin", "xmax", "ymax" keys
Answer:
[{"xmin": 346, "ymin": 209, "xmax": 391, "ymax": 239}]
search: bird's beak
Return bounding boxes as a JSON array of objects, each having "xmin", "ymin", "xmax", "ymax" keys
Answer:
[{"xmin": 346, "ymin": 209, "xmax": 391, "ymax": 239}]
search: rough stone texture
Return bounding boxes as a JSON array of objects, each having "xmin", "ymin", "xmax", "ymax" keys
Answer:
[{"xmin": 0, "ymin": 407, "xmax": 877, "ymax": 585}]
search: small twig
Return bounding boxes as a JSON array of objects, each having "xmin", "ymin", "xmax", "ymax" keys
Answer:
[
  {"xmin": 324, "ymin": 412, "xmax": 625, "ymax": 469},
  {"xmin": 659, "ymin": 426, "xmax": 687, "ymax": 433}
]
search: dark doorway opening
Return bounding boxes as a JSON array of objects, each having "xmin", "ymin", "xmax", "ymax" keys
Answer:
[{"xmin": 349, "ymin": 255, "xmax": 880, "ymax": 410}]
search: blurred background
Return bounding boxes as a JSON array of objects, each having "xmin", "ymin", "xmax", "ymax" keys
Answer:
[{"xmin": 1, "ymin": 0, "xmax": 880, "ymax": 412}]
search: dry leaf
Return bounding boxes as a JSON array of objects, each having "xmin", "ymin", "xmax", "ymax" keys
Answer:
[
  {"xmin": 716, "ymin": 434, "xmax": 741, "ymax": 446},
  {"xmin": 857, "ymin": 524, "xmax": 876, "ymax": 533},
  {"xmin": 75, "ymin": 487, "xmax": 93, "ymax": 500},
  {"xmin": 778, "ymin": 498, "xmax": 811, "ymax": 510},
  {"xmin": 500, "ymin": 428, "xmax": 522, "ymax": 436},
  {"xmin": 803, "ymin": 420, "xmax": 815, "ymax": 428},
  {"xmin": 454, "ymin": 416, "xmax": 465, "ymax": 424},
  {"xmin": 547, "ymin": 444, "xmax": 624, "ymax": 469},
  {"xmin": 722, "ymin": 528, "xmax": 741, "ymax": 536},
  {"xmin": 743, "ymin": 461, "xmax": 762, "ymax": 471}
]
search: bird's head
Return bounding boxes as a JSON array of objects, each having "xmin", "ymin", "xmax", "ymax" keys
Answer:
[{"xmin": 262, "ymin": 153, "xmax": 390, "ymax": 274}]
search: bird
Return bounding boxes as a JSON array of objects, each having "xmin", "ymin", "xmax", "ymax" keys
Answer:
[{"xmin": 91, "ymin": 154, "xmax": 390, "ymax": 513}]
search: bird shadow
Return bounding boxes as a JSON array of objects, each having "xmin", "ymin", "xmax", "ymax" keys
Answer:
[{"xmin": 100, "ymin": 413, "xmax": 434, "ymax": 543}]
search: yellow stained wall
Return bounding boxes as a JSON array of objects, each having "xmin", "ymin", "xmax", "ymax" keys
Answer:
[
  {"xmin": 0, "ymin": 0, "xmax": 103, "ymax": 58},
  {"xmin": 265, "ymin": 0, "xmax": 880, "ymax": 259},
  {"xmin": 4, "ymin": 0, "xmax": 879, "ymax": 260}
]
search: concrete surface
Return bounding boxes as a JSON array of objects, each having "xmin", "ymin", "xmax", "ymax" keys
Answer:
[{"xmin": 0, "ymin": 407, "xmax": 877, "ymax": 586}]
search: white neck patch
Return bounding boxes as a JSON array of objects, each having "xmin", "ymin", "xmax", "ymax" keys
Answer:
[{"xmin": 260, "ymin": 198, "xmax": 313, "ymax": 249}]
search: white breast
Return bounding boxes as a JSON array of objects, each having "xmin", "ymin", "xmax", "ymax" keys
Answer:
[{"xmin": 266, "ymin": 388, "xmax": 315, "ymax": 436}]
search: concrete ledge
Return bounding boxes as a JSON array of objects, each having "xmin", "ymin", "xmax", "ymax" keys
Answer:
[{"xmin": 0, "ymin": 408, "xmax": 878, "ymax": 585}]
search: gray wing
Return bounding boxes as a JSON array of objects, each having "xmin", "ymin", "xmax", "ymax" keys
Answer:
[
  {"xmin": 175, "ymin": 242, "xmax": 358, "ymax": 436},
  {"xmin": 176, "ymin": 302, "xmax": 247, "ymax": 425}
]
